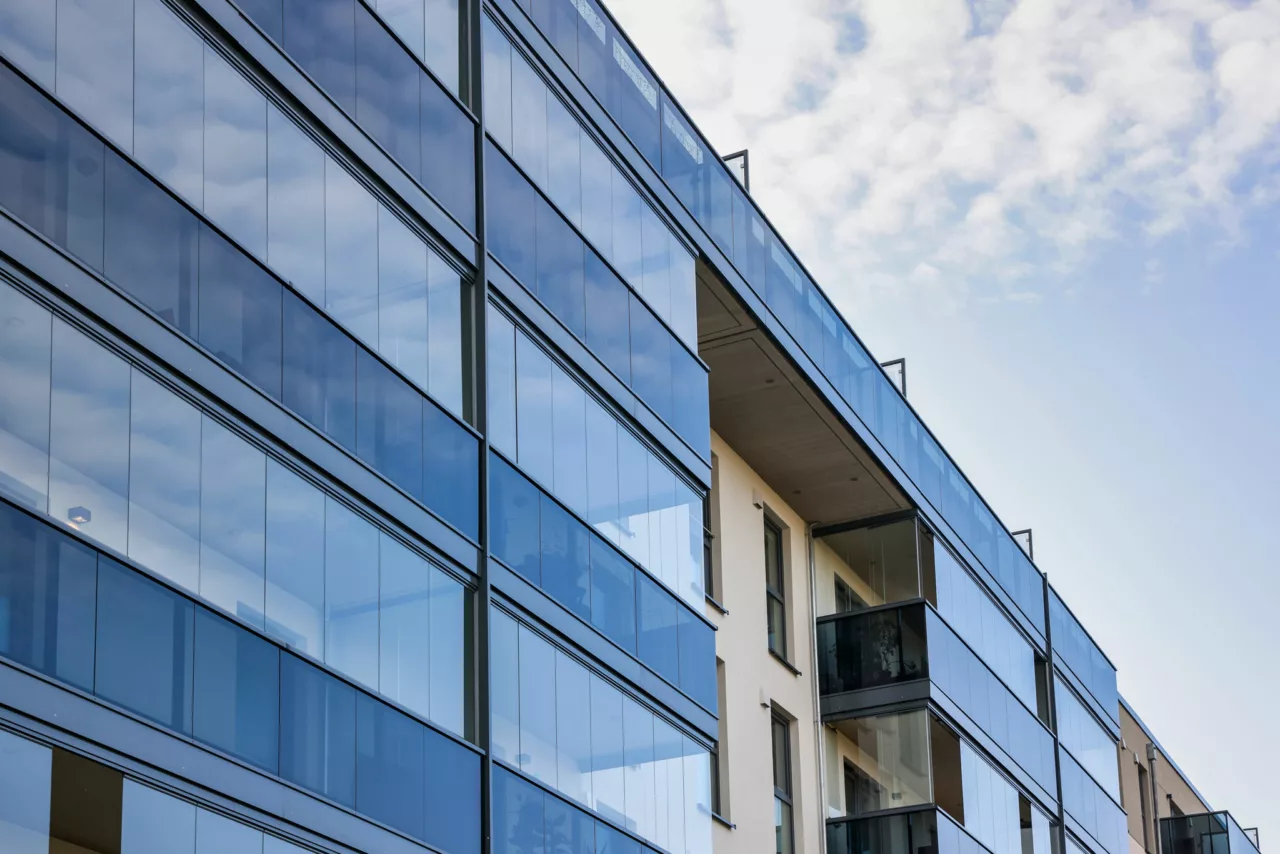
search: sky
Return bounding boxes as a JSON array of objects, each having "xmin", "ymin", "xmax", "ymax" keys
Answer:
[{"xmin": 604, "ymin": 0, "xmax": 1280, "ymax": 839}]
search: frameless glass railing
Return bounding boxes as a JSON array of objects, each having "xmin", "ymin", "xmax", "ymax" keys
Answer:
[
  {"xmin": 1162, "ymin": 812, "xmax": 1262, "ymax": 854},
  {"xmin": 509, "ymin": 0, "xmax": 1048, "ymax": 641}
]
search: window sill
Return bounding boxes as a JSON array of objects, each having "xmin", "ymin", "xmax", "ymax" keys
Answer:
[
  {"xmin": 712, "ymin": 812, "xmax": 736, "ymax": 830},
  {"xmin": 769, "ymin": 649, "xmax": 802, "ymax": 677},
  {"xmin": 705, "ymin": 594, "xmax": 728, "ymax": 616}
]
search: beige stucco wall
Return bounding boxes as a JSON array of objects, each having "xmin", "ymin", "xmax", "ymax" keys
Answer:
[
  {"xmin": 1119, "ymin": 704, "xmax": 1211, "ymax": 854},
  {"xmin": 708, "ymin": 431, "xmax": 823, "ymax": 854}
]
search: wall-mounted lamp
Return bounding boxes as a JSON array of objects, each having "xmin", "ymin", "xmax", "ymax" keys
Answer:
[{"xmin": 68, "ymin": 506, "xmax": 91, "ymax": 525}]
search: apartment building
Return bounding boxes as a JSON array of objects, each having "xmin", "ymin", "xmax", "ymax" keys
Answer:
[{"xmin": 0, "ymin": 3, "xmax": 1255, "ymax": 854}]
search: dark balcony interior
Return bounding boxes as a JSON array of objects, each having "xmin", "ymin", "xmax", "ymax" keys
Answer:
[
  {"xmin": 696, "ymin": 260, "xmax": 910, "ymax": 526},
  {"xmin": 1163, "ymin": 813, "xmax": 1262, "ymax": 854}
]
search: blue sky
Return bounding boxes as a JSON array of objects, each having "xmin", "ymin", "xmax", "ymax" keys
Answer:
[{"xmin": 608, "ymin": 0, "xmax": 1280, "ymax": 836}]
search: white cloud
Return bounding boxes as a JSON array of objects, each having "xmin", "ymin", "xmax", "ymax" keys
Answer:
[{"xmin": 605, "ymin": 0, "xmax": 1280, "ymax": 297}]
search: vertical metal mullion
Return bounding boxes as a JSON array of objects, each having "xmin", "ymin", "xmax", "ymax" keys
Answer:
[{"xmin": 1045, "ymin": 572, "xmax": 1068, "ymax": 854}]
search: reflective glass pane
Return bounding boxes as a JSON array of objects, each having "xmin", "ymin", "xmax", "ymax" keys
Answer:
[
  {"xmin": 424, "ymin": 728, "xmax": 481, "ymax": 854},
  {"xmin": 551, "ymin": 366, "xmax": 588, "ymax": 514},
  {"xmin": 596, "ymin": 822, "xmax": 639, "ymax": 854},
  {"xmin": 589, "ymin": 674, "xmax": 625, "ymax": 823},
  {"xmin": 134, "ymin": 0, "xmax": 205, "ymax": 206},
  {"xmin": 491, "ymin": 453, "xmax": 541, "ymax": 581},
  {"xmin": 580, "ymin": 140, "xmax": 613, "ymax": 259},
  {"xmin": 622, "ymin": 698, "xmax": 656, "ymax": 840},
  {"xmin": 283, "ymin": 0, "xmax": 357, "ymax": 113},
  {"xmin": 494, "ymin": 766, "xmax": 546, "ymax": 854},
  {"xmin": 378, "ymin": 206, "xmax": 430, "ymax": 390},
  {"xmin": 426, "ymin": 252, "xmax": 465, "ymax": 416},
  {"xmin": 128, "ymin": 371, "xmax": 201, "ymax": 591},
  {"xmin": 56, "ymin": 0, "xmax": 133, "ymax": 148},
  {"xmin": 555, "ymin": 650, "xmax": 593, "ymax": 807},
  {"xmin": 356, "ymin": 350, "xmax": 424, "ymax": 499},
  {"xmin": 195, "ymin": 807, "xmax": 263, "ymax": 854},
  {"xmin": 199, "ymin": 416, "xmax": 267, "ymax": 629},
  {"xmin": 265, "ymin": 460, "xmax": 325, "ymax": 658},
  {"xmin": 677, "ymin": 607, "xmax": 715, "ymax": 712},
  {"xmin": 420, "ymin": 73, "xmax": 476, "ymax": 228},
  {"xmin": 279, "ymin": 652, "xmax": 356, "ymax": 807},
  {"xmin": 379, "ymin": 533, "xmax": 431, "ymax": 718},
  {"xmin": 0, "ymin": 502, "xmax": 98, "ymax": 691},
  {"xmin": 511, "ymin": 54, "xmax": 548, "ymax": 189},
  {"xmin": 488, "ymin": 145, "xmax": 537, "ymax": 285},
  {"xmin": 423, "ymin": 0, "xmax": 460, "ymax": 94},
  {"xmin": 121, "ymin": 779, "xmax": 196, "ymax": 854},
  {"xmin": 355, "ymin": 5, "xmax": 421, "ymax": 179},
  {"xmin": 536, "ymin": 200, "xmax": 586, "ymax": 339},
  {"xmin": 540, "ymin": 495, "xmax": 590, "ymax": 621},
  {"xmin": 546, "ymin": 797, "xmax": 594, "ymax": 854},
  {"xmin": 482, "ymin": 14, "xmax": 512, "ymax": 150},
  {"xmin": 652, "ymin": 719, "xmax": 684, "ymax": 852},
  {"xmin": 193, "ymin": 608, "xmax": 280, "ymax": 772},
  {"xmin": 616, "ymin": 431, "xmax": 649, "ymax": 569},
  {"xmin": 637, "ymin": 574, "xmax": 679, "ymax": 686},
  {"xmin": 490, "ymin": 608, "xmax": 521, "ymax": 765},
  {"xmin": 519, "ymin": 623, "xmax": 558, "ymax": 783},
  {"xmin": 282, "ymin": 291, "xmax": 357, "ymax": 450},
  {"xmin": 266, "ymin": 105, "xmax": 326, "ymax": 303},
  {"xmin": 0, "ymin": 0, "xmax": 55, "ymax": 91},
  {"xmin": 203, "ymin": 46, "xmax": 268, "ymax": 258},
  {"xmin": 611, "ymin": 171, "xmax": 644, "ymax": 288},
  {"xmin": 0, "ymin": 728, "xmax": 51, "ymax": 854},
  {"xmin": 324, "ymin": 159, "xmax": 380, "ymax": 346},
  {"xmin": 589, "ymin": 537, "xmax": 635, "ymax": 654},
  {"xmin": 428, "ymin": 564, "xmax": 467, "ymax": 736},
  {"xmin": 103, "ymin": 152, "xmax": 200, "ymax": 337},
  {"xmin": 357, "ymin": 693, "xmax": 426, "ymax": 838},
  {"xmin": 585, "ymin": 400, "xmax": 620, "ymax": 543},
  {"xmin": 629, "ymin": 299, "xmax": 672, "ymax": 425},
  {"xmin": 198, "ymin": 225, "xmax": 284, "ymax": 400},
  {"xmin": 487, "ymin": 307, "xmax": 518, "ymax": 456},
  {"xmin": 421, "ymin": 402, "xmax": 479, "ymax": 538},
  {"xmin": 516, "ymin": 333, "xmax": 555, "ymax": 487},
  {"xmin": 49, "ymin": 321, "xmax": 130, "ymax": 553},
  {"xmin": 95, "ymin": 558, "xmax": 195, "ymax": 733},
  {"xmin": 376, "ymin": 0, "xmax": 424, "ymax": 59},
  {"xmin": 546, "ymin": 94, "xmax": 582, "ymax": 225},
  {"xmin": 324, "ymin": 498, "xmax": 379, "ymax": 689},
  {"xmin": 0, "ymin": 286, "xmax": 52, "ymax": 512},
  {"xmin": 584, "ymin": 253, "xmax": 630, "ymax": 385},
  {"xmin": 238, "ymin": 0, "xmax": 283, "ymax": 42}
]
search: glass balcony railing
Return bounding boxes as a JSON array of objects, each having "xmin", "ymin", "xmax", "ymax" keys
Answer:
[
  {"xmin": 1163, "ymin": 813, "xmax": 1262, "ymax": 854},
  {"xmin": 817, "ymin": 604, "xmax": 1056, "ymax": 795},
  {"xmin": 827, "ymin": 808, "xmax": 993, "ymax": 854},
  {"xmin": 511, "ymin": 0, "xmax": 1048, "ymax": 642}
]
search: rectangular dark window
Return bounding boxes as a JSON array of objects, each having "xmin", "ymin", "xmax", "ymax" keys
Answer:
[
  {"xmin": 192, "ymin": 608, "xmax": 280, "ymax": 773},
  {"xmin": 1137, "ymin": 763, "xmax": 1151, "ymax": 852},
  {"xmin": 765, "ymin": 518, "xmax": 787, "ymax": 659},
  {"xmin": 772, "ymin": 713, "xmax": 793, "ymax": 854},
  {"xmin": 95, "ymin": 557, "xmax": 195, "ymax": 734}
]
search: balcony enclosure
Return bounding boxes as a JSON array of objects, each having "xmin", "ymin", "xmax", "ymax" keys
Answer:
[
  {"xmin": 825, "ymin": 710, "xmax": 1056, "ymax": 854},
  {"xmin": 1163, "ymin": 813, "xmax": 1262, "ymax": 854}
]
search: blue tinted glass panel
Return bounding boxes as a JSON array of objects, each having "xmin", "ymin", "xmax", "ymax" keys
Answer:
[
  {"xmin": 0, "ymin": 502, "xmax": 97, "ymax": 691},
  {"xmin": 426, "ymin": 255, "xmax": 465, "ymax": 417},
  {"xmin": 355, "ymin": 6, "xmax": 421, "ymax": 179},
  {"xmin": 0, "ymin": 283, "xmax": 52, "ymax": 512},
  {"xmin": 282, "ymin": 291, "xmax": 357, "ymax": 451},
  {"xmin": 493, "ymin": 767, "xmax": 546, "ymax": 854},
  {"xmin": 199, "ymin": 417, "xmax": 267, "ymax": 629},
  {"xmin": 637, "ymin": 575, "xmax": 679, "ymax": 686},
  {"xmin": 266, "ymin": 105, "xmax": 326, "ymax": 303},
  {"xmin": 530, "ymin": 0, "xmax": 578, "ymax": 68},
  {"xmin": 357, "ymin": 693, "xmax": 426, "ymax": 838},
  {"xmin": 515, "ymin": 335, "xmax": 555, "ymax": 487},
  {"xmin": 423, "ymin": 727, "xmax": 481, "ymax": 854},
  {"xmin": 324, "ymin": 160, "xmax": 379, "ymax": 347},
  {"xmin": 378, "ymin": 533, "xmax": 430, "ymax": 718},
  {"xmin": 676, "ymin": 608, "xmax": 715, "ymax": 712},
  {"xmin": 584, "ymin": 253, "xmax": 630, "ymax": 384},
  {"xmin": 596, "ymin": 822, "xmax": 640, "ymax": 854},
  {"xmin": 490, "ymin": 609, "xmax": 520, "ymax": 765},
  {"xmin": 193, "ymin": 608, "xmax": 280, "ymax": 772},
  {"xmin": 49, "ymin": 322, "xmax": 130, "ymax": 553},
  {"xmin": 198, "ymin": 225, "xmax": 284, "ymax": 400},
  {"xmin": 609, "ymin": 38, "xmax": 660, "ymax": 167},
  {"xmin": 546, "ymin": 95, "xmax": 582, "ymax": 226},
  {"xmin": 487, "ymin": 307, "xmax": 518, "ymax": 456},
  {"xmin": 585, "ymin": 401, "xmax": 620, "ymax": 544},
  {"xmin": 628, "ymin": 298, "xmax": 672, "ymax": 424},
  {"xmin": 203, "ymin": 47, "xmax": 268, "ymax": 258},
  {"xmin": 264, "ymin": 461, "xmax": 325, "ymax": 659},
  {"xmin": 422, "ymin": 402, "xmax": 479, "ymax": 538},
  {"xmin": 518, "ymin": 624, "xmax": 558, "ymax": 783},
  {"xmin": 356, "ymin": 350, "xmax": 424, "ymax": 500},
  {"xmin": 491, "ymin": 454, "xmax": 541, "ymax": 582},
  {"xmin": 639, "ymin": 208, "xmax": 671, "ymax": 322},
  {"xmin": 482, "ymin": 14, "xmax": 512, "ymax": 149},
  {"xmin": 195, "ymin": 808, "xmax": 263, "ymax": 853},
  {"xmin": 589, "ymin": 674, "xmax": 625, "ymax": 822},
  {"xmin": 238, "ymin": 0, "xmax": 283, "ymax": 42},
  {"xmin": 103, "ymin": 153, "xmax": 200, "ymax": 337},
  {"xmin": 0, "ymin": 1, "xmax": 55, "ymax": 90},
  {"xmin": 610, "ymin": 171, "xmax": 644, "ymax": 288},
  {"xmin": 540, "ymin": 496, "xmax": 590, "ymax": 622},
  {"xmin": 133, "ymin": 0, "xmax": 204, "ymax": 205},
  {"xmin": 551, "ymin": 367, "xmax": 588, "ymax": 514},
  {"xmin": 511, "ymin": 53, "xmax": 548, "ymax": 189},
  {"xmin": 622, "ymin": 698, "xmax": 655, "ymax": 840},
  {"xmin": 554, "ymin": 650, "xmax": 594, "ymax": 807},
  {"xmin": 487, "ymin": 146, "xmax": 537, "ymax": 285},
  {"xmin": 283, "ymin": 0, "xmax": 357, "ymax": 112},
  {"xmin": 0, "ymin": 63, "xmax": 105, "ymax": 270},
  {"xmin": 324, "ymin": 499, "xmax": 379, "ymax": 689},
  {"xmin": 377, "ymin": 206, "xmax": 430, "ymax": 390},
  {"xmin": 121, "ymin": 779, "xmax": 196, "ymax": 854},
  {"xmin": 421, "ymin": 76, "xmax": 476, "ymax": 229},
  {"xmin": 423, "ymin": 0, "xmax": 460, "ymax": 94},
  {"xmin": 56, "ymin": 0, "xmax": 133, "ymax": 148},
  {"xmin": 279, "ymin": 652, "xmax": 356, "ymax": 807},
  {"xmin": 580, "ymin": 140, "xmax": 613, "ymax": 259},
  {"xmin": 95, "ymin": 558, "xmax": 194, "ymax": 733},
  {"xmin": 377, "ymin": 0, "xmax": 424, "ymax": 59},
  {"xmin": 535, "ymin": 200, "xmax": 586, "ymax": 338},
  {"xmin": 127, "ymin": 371, "xmax": 201, "ymax": 593},
  {"xmin": 671, "ymin": 349, "xmax": 708, "ymax": 459},
  {"xmin": 589, "ymin": 537, "xmax": 635, "ymax": 654},
  {"xmin": 616, "ymin": 431, "xmax": 650, "ymax": 570},
  {"xmin": 428, "ymin": 564, "xmax": 468, "ymax": 736}
]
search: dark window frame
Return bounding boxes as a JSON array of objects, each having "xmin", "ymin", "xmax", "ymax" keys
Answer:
[
  {"xmin": 764, "ymin": 516, "xmax": 787, "ymax": 660},
  {"xmin": 771, "ymin": 711, "xmax": 794, "ymax": 854}
]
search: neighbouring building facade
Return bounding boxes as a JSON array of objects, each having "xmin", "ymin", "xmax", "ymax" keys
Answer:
[{"xmin": 0, "ymin": 3, "xmax": 1257, "ymax": 854}]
